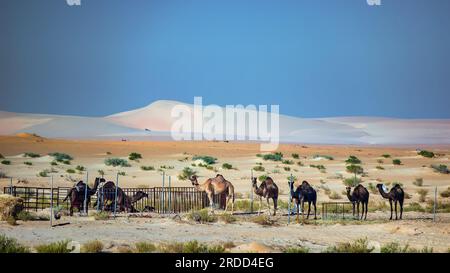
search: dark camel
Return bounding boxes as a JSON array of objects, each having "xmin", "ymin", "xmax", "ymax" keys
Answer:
[
  {"xmin": 346, "ymin": 185, "xmax": 370, "ymax": 220},
  {"xmin": 376, "ymin": 184, "xmax": 404, "ymax": 220},
  {"xmin": 189, "ymin": 174, "xmax": 235, "ymax": 214},
  {"xmin": 63, "ymin": 177, "xmax": 104, "ymax": 216},
  {"xmin": 252, "ymin": 177, "xmax": 279, "ymax": 216},
  {"xmin": 95, "ymin": 182, "xmax": 148, "ymax": 212},
  {"xmin": 289, "ymin": 180, "xmax": 317, "ymax": 221}
]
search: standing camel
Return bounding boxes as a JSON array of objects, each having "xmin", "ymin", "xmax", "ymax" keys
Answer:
[
  {"xmin": 63, "ymin": 177, "xmax": 103, "ymax": 216},
  {"xmin": 189, "ymin": 174, "xmax": 235, "ymax": 214},
  {"xmin": 346, "ymin": 185, "xmax": 370, "ymax": 220},
  {"xmin": 376, "ymin": 183, "xmax": 404, "ymax": 220},
  {"xmin": 289, "ymin": 180, "xmax": 317, "ymax": 221},
  {"xmin": 252, "ymin": 177, "xmax": 279, "ymax": 216}
]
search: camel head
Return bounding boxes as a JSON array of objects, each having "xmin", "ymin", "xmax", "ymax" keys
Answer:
[
  {"xmin": 251, "ymin": 177, "xmax": 257, "ymax": 186},
  {"xmin": 346, "ymin": 186, "xmax": 352, "ymax": 194},
  {"xmin": 135, "ymin": 191, "xmax": 148, "ymax": 199},
  {"xmin": 189, "ymin": 175, "xmax": 199, "ymax": 186}
]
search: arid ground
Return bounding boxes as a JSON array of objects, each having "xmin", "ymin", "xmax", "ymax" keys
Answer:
[{"xmin": 1, "ymin": 134, "xmax": 450, "ymax": 252}]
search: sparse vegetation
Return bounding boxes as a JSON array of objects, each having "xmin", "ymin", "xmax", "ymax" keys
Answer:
[
  {"xmin": 310, "ymin": 164, "xmax": 326, "ymax": 171},
  {"xmin": 0, "ymin": 234, "xmax": 30, "ymax": 253},
  {"xmin": 346, "ymin": 164, "xmax": 363, "ymax": 174},
  {"xmin": 75, "ymin": 165, "xmax": 85, "ymax": 172},
  {"xmin": 262, "ymin": 152, "xmax": 283, "ymax": 162},
  {"xmin": 413, "ymin": 178, "xmax": 423, "ymax": 187},
  {"xmin": 283, "ymin": 246, "xmax": 310, "ymax": 253},
  {"xmin": 141, "ymin": 165, "xmax": 155, "ymax": 171},
  {"xmin": 104, "ymin": 158, "xmax": 131, "ymax": 167},
  {"xmin": 376, "ymin": 166, "xmax": 384, "ymax": 170},
  {"xmin": 135, "ymin": 242, "xmax": 157, "ymax": 253},
  {"xmin": 440, "ymin": 187, "xmax": 450, "ymax": 198},
  {"xmin": 187, "ymin": 209, "xmax": 217, "ymax": 223},
  {"xmin": 24, "ymin": 161, "xmax": 32, "ymax": 166},
  {"xmin": 1, "ymin": 160, "xmax": 11, "ymax": 165},
  {"xmin": 283, "ymin": 166, "xmax": 291, "ymax": 171},
  {"xmin": 431, "ymin": 164, "xmax": 449, "ymax": 174},
  {"xmin": 292, "ymin": 153, "xmax": 299, "ymax": 159},
  {"xmin": 93, "ymin": 211, "xmax": 110, "ymax": 220},
  {"xmin": 38, "ymin": 170, "xmax": 49, "ymax": 177},
  {"xmin": 417, "ymin": 189, "xmax": 428, "ymax": 202},
  {"xmin": 418, "ymin": 150, "xmax": 435, "ymax": 158},
  {"xmin": 222, "ymin": 163, "xmax": 233, "ymax": 170},
  {"xmin": 66, "ymin": 169, "xmax": 76, "ymax": 174},
  {"xmin": 253, "ymin": 165, "xmax": 265, "ymax": 172},
  {"xmin": 24, "ymin": 152, "xmax": 40, "ymax": 158},
  {"xmin": 343, "ymin": 177, "xmax": 362, "ymax": 187},
  {"xmin": 382, "ymin": 154, "xmax": 391, "ymax": 158},
  {"xmin": 392, "ymin": 159, "xmax": 402, "ymax": 165},
  {"xmin": 49, "ymin": 152, "xmax": 73, "ymax": 163},
  {"xmin": 282, "ymin": 159, "xmax": 294, "ymax": 165},
  {"xmin": 251, "ymin": 215, "xmax": 277, "ymax": 226},
  {"xmin": 381, "ymin": 242, "xmax": 433, "ymax": 253},
  {"xmin": 192, "ymin": 155, "xmax": 217, "ymax": 165},
  {"xmin": 128, "ymin": 152, "xmax": 142, "ymax": 161},
  {"xmin": 219, "ymin": 213, "xmax": 237, "ymax": 223},
  {"xmin": 178, "ymin": 167, "xmax": 197, "ymax": 180},
  {"xmin": 328, "ymin": 191, "xmax": 342, "ymax": 200},
  {"xmin": 324, "ymin": 238, "xmax": 373, "ymax": 253},
  {"xmin": 35, "ymin": 240, "xmax": 71, "ymax": 253},
  {"xmin": 98, "ymin": 169, "xmax": 105, "ymax": 176},
  {"xmin": 81, "ymin": 240, "xmax": 104, "ymax": 253},
  {"xmin": 345, "ymin": 155, "xmax": 361, "ymax": 165},
  {"xmin": 158, "ymin": 240, "xmax": 226, "ymax": 253}
]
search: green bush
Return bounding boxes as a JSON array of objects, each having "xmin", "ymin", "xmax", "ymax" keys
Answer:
[
  {"xmin": 325, "ymin": 238, "xmax": 373, "ymax": 253},
  {"xmin": 192, "ymin": 155, "xmax": 217, "ymax": 165},
  {"xmin": 24, "ymin": 161, "xmax": 32, "ymax": 166},
  {"xmin": 417, "ymin": 189, "xmax": 428, "ymax": 202},
  {"xmin": 141, "ymin": 165, "xmax": 155, "ymax": 171},
  {"xmin": 381, "ymin": 242, "xmax": 433, "ymax": 253},
  {"xmin": 1, "ymin": 160, "xmax": 11, "ymax": 165},
  {"xmin": 75, "ymin": 165, "xmax": 85, "ymax": 172},
  {"xmin": 49, "ymin": 152, "xmax": 73, "ymax": 162},
  {"xmin": 292, "ymin": 153, "xmax": 299, "ymax": 159},
  {"xmin": 283, "ymin": 166, "xmax": 291, "ymax": 171},
  {"xmin": 376, "ymin": 166, "xmax": 384, "ymax": 170},
  {"xmin": 345, "ymin": 155, "xmax": 361, "ymax": 165},
  {"xmin": 187, "ymin": 209, "xmax": 217, "ymax": 223},
  {"xmin": 346, "ymin": 164, "xmax": 363, "ymax": 174},
  {"xmin": 66, "ymin": 169, "xmax": 76, "ymax": 174},
  {"xmin": 282, "ymin": 160, "xmax": 294, "ymax": 165},
  {"xmin": 135, "ymin": 242, "xmax": 156, "ymax": 253},
  {"xmin": 253, "ymin": 165, "xmax": 265, "ymax": 172},
  {"xmin": 283, "ymin": 246, "xmax": 309, "ymax": 253},
  {"xmin": 93, "ymin": 211, "xmax": 110, "ymax": 220},
  {"xmin": 38, "ymin": 170, "xmax": 49, "ymax": 177},
  {"xmin": 219, "ymin": 213, "xmax": 237, "ymax": 223},
  {"xmin": 262, "ymin": 152, "xmax": 283, "ymax": 161},
  {"xmin": 16, "ymin": 211, "xmax": 35, "ymax": 221},
  {"xmin": 222, "ymin": 163, "xmax": 233, "ymax": 170},
  {"xmin": 0, "ymin": 234, "xmax": 30, "ymax": 253},
  {"xmin": 35, "ymin": 240, "xmax": 71, "ymax": 253},
  {"xmin": 24, "ymin": 152, "xmax": 40, "ymax": 158},
  {"xmin": 81, "ymin": 240, "xmax": 104, "ymax": 253},
  {"xmin": 418, "ymin": 150, "xmax": 435, "ymax": 158},
  {"xmin": 104, "ymin": 158, "xmax": 131, "ymax": 167},
  {"xmin": 381, "ymin": 154, "xmax": 391, "ymax": 158},
  {"xmin": 392, "ymin": 159, "xmax": 402, "ymax": 165},
  {"xmin": 310, "ymin": 164, "xmax": 326, "ymax": 171},
  {"xmin": 50, "ymin": 161, "xmax": 58, "ymax": 166},
  {"xmin": 129, "ymin": 152, "xmax": 142, "ymax": 161},
  {"xmin": 343, "ymin": 177, "xmax": 362, "ymax": 187},
  {"xmin": 440, "ymin": 187, "xmax": 450, "ymax": 198},
  {"xmin": 431, "ymin": 164, "xmax": 449, "ymax": 174},
  {"xmin": 178, "ymin": 167, "xmax": 197, "ymax": 180}
]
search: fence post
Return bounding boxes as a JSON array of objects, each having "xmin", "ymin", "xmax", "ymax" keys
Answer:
[
  {"xmin": 9, "ymin": 177, "xmax": 13, "ymax": 195},
  {"xmin": 50, "ymin": 176, "xmax": 53, "ymax": 228},
  {"xmin": 84, "ymin": 171, "xmax": 89, "ymax": 215},
  {"xmin": 168, "ymin": 176, "xmax": 171, "ymax": 214},
  {"xmin": 162, "ymin": 172, "xmax": 165, "ymax": 214},
  {"xmin": 433, "ymin": 186, "xmax": 437, "ymax": 222},
  {"xmin": 113, "ymin": 172, "xmax": 119, "ymax": 218},
  {"xmin": 288, "ymin": 174, "xmax": 293, "ymax": 225},
  {"xmin": 250, "ymin": 169, "xmax": 254, "ymax": 213}
]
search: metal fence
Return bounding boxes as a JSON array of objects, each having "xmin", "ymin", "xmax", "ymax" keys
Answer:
[
  {"xmin": 321, "ymin": 201, "xmax": 353, "ymax": 220},
  {"xmin": 4, "ymin": 186, "xmax": 226, "ymax": 214}
]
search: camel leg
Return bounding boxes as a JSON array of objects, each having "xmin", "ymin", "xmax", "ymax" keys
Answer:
[
  {"xmin": 389, "ymin": 200, "xmax": 393, "ymax": 220},
  {"xmin": 365, "ymin": 201, "xmax": 368, "ymax": 220},
  {"xmin": 296, "ymin": 201, "xmax": 300, "ymax": 223},
  {"xmin": 301, "ymin": 201, "xmax": 305, "ymax": 222},
  {"xmin": 313, "ymin": 201, "xmax": 317, "ymax": 220},
  {"xmin": 356, "ymin": 202, "xmax": 360, "ymax": 220},
  {"xmin": 273, "ymin": 198, "xmax": 277, "ymax": 216},
  {"xmin": 352, "ymin": 203, "xmax": 355, "ymax": 218},
  {"xmin": 360, "ymin": 203, "xmax": 364, "ymax": 220},
  {"xmin": 208, "ymin": 193, "xmax": 214, "ymax": 213},
  {"xmin": 394, "ymin": 201, "xmax": 398, "ymax": 220},
  {"xmin": 266, "ymin": 198, "xmax": 271, "ymax": 216},
  {"xmin": 258, "ymin": 197, "xmax": 262, "ymax": 215},
  {"xmin": 399, "ymin": 199, "xmax": 403, "ymax": 220},
  {"xmin": 69, "ymin": 205, "xmax": 73, "ymax": 216},
  {"xmin": 307, "ymin": 201, "xmax": 311, "ymax": 219},
  {"xmin": 224, "ymin": 195, "xmax": 229, "ymax": 212}
]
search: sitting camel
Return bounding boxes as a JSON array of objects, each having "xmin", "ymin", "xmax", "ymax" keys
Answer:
[
  {"xmin": 289, "ymin": 180, "xmax": 317, "ymax": 221},
  {"xmin": 252, "ymin": 177, "xmax": 278, "ymax": 215},
  {"xmin": 376, "ymin": 183, "xmax": 404, "ymax": 220},
  {"xmin": 346, "ymin": 184, "xmax": 370, "ymax": 220},
  {"xmin": 63, "ymin": 177, "xmax": 104, "ymax": 216},
  {"xmin": 95, "ymin": 182, "xmax": 148, "ymax": 212},
  {"xmin": 189, "ymin": 174, "xmax": 235, "ymax": 214}
]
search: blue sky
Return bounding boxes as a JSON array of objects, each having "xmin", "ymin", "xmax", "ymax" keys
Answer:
[{"xmin": 1, "ymin": 0, "xmax": 449, "ymax": 118}]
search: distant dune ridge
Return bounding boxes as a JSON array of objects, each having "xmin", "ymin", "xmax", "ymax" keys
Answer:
[{"xmin": 0, "ymin": 100, "xmax": 449, "ymax": 144}]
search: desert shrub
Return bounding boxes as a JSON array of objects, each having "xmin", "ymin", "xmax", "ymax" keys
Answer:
[
  {"xmin": 417, "ymin": 189, "xmax": 428, "ymax": 202},
  {"xmin": 160, "ymin": 165, "xmax": 174, "ymax": 169},
  {"xmin": 50, "ymin": 161, "xmax": 58, "ymax": 166},
  {"xmin": 431, "ymin": 164, "xmax": 449, "ymax": 174},
  {"xmin": 329, "ymin": 191, "xmax": 342, "ymax": 200},
  {"xmin": 292, "ymin": 153, "xmax": 299, "ymax": 159},
  {"xmin": 284, "ymin": 166, "xmax": 291, "ymax": 171},
  {"xmin": 310, "ymin": 164, "xmax": 326, "ymax": 171},
  {"xmin": 253, "ymin": 165, "xmax": 265, "ymax": 172},
  {"xmin": 376, "ymin": 166, "xmax": 384, "ymax": 170},
  {"xmin": 345, "ymin": 155, "xmax": 361, "ymax": 165},
  {"xmin": 93, "ymin": 211, "xmax": 110, "ymax": 220},
  {"xmin": 251, "ymin": 215, "xmax": 277, "ymax": 226},
  {"xmin": 440, "ymin": 187, "xmax": 450, "ymax": 198},
  {"xmin": 38, "ymin": 170, "xmax": 49, "ymax": 177},
  {"xmin": 158, "ymin": 241, "xmax": 225, "ymax": 253},
  {"xmin": 262, "ymin": 152, "xmax": 283, "ymax": 161},
  {"xmin": 118, "ymin": 171, "xmax": 126, "ymax": 176},
  {"xmin": 381, "ymin": 242, "xmax": 413, "ymax": 253},
  {"xmin": 222, "ymin": 163, "xmax": 232, "ymax": 170},
  {"xmin": 66, "ymin": 169, "xmax": 76, "ymax": 174},
  {"xmin": 377, "ymin": 159, "xmax": 384, "ymax": 164},
  {"xmin": 404, "ymin": 202, "xmax": 425, "ymax": 212},
  {"xmin": 367, "ymin": 183, "xmax": 377, "ymax": 194},
  {"xmin": 81, "ymin": 240, "xmax": 104, "ymax": 253},
  {"xmin": 325, "ymin": 238, "xmax": 373, "ymax": 253},
  {"xmin": 49, "ymin": 152, "xmax": 73, "ymax": 162},
  {"xmin": 104, "ymin": 158, "xmax": 131, "ymax": 167},
  {"xmin": 343, "ymin": 177, "xmax": 362, "ymax": 187},
  {"xmin": 283, "ymin": 246, "xmax": 309, "ymax": 253},
  {"xmin": 258, "ymin": 175, "xmax": 268, "ymax": 182},
  {"xmin": 24, "ymin": 152, "xmax": 40, "ymax": 158},
  {"xmin": 413, "ymin": 178, "xmax": 423, "ymax": 187},
  {"xmin": 234, "ymin": 199, "xmax": 260, "ymax": 212},
  {"xmin": 313, "ymin": 155, "xmax": 334, "ymax": 160},
  {"xmin": 6, "ymin": 216, "xmax": 17, "ymax": 226},
  {"xmin": 346, "ymin": 164, "xmax": 363, "ymax": 174},
  {"xmin": 0, "ymin": 234, "xmax": 29, "ymax": 253},
  {"xmin": 418, "ymin": 150, "xmax": 435, "ymax": 158},
  {"xmin": 192, "ymin": 155, "xmax": 217, "ymax": 165},
  {"xmin": 178, "ymin": 167, "xmax": 197, "ymax": 180},
  {"xmin": 392, "ymin": 159, "xmax": 402, "ymax": 165},
  {"xmin": 128, "ymin": 152, "xmax": 142, "ymax": 161},
  {"xmin": 381, "ymin": 154, "xmax": 391, "ymax": 158},
  {"xmin": 75, "ymin": 165, "xmax": 85, "ymax": 172},
  {"xmin": 297, "ymin": 161, "xmax": 304, "ymax": 166},
  {"xmin": 98, "ymin": 169, "xmax": 105, "ymax": 176},
  {"xmin": 135, "ymin": 242, "xmax": 156, "ymax": 253},
  {"xmin": 219, "ymin": 213, "xmax": 237, "ymax": 223},
  {"xmin": 141, "ymin": 165, "xmax": 155, "ymax": 171},
  {"xmin": 426, "ymin": 200, "xmax": 450, "ymax": 213},
  {"xmin": 35, "ymin": 240, "xmax": 71, "ymax": 253},
  {"xmin": 187, "ymin": 209, "xmax": 217, "ymax": 223},
  {"xmin": 282, "ymin": 160, "xmax": 294, "ymax": 165},
  {"xmin": 24, "ymin": 161, "xmax": 32, "ymax": 166},
  {"xmin": 1, "ymin": 160, "xmax": 11, "ymax": 165},
  {"xmin": 62, "ymin": 160, "xmax": 71, "ymax": 165},
  {"xmin": 16, "ymin": 211, "xmax": 35, "ymax": 221}
]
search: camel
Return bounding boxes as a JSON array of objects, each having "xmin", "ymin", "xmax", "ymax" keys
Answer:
[
  {"xmin": 95, "ymin": 182, "xmax": 148, "ymax": 212},
  {"xmin": 377, "ymin": 184, "xmax": 404, "ymax": 220},
  {"xmin": 251, "ymin": 177, "xmax": 278, "ymax": 215},
  {"xmin": 289, "ymin": 180, "xmax": 317, "ymax": 221},
  {"xmin": 346, "ymin": 185, "xmax": 370, "ymax": 220},
  {"xmin": 189, "ymin": 174, "xmax": 235, "ymax": 214},
  {"xmin": 63, "ymin": 177, "xmax": 103, "ymax": 216}
]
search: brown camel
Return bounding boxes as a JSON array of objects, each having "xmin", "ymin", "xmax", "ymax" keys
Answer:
[
  {"xmin": 289, "ymin": 180, "xmax": 317, "ymax": 221},
  {"xmin": 251, "ymin": 177, "xmax": 278, "ymax": 215},
  {"xmin": 95, "ymin": 182, "xmax": 148, "ymax": 212},
  {"xmin": 376, "ymin": 183, "xmax": 404, "ymax": 220},
  {"xmin": 189, "ymin": 174, "xmax": 235, "ymax": 214},
  {"xmin": 63, "ymin": 177, "xmax": 103, "ymax": 216},
  {"xmin": 346, "ymin": 184, "xmax": 370, "ymax": 220}
]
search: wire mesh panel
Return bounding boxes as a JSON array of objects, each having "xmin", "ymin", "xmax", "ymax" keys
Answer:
[
  {"xmin": 4, "ymin": 186, "xmax": 71, "ymax": 212},
  {"xmin": 321, "ymin": 202, "xmax": 353, "ymax": 220}
]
